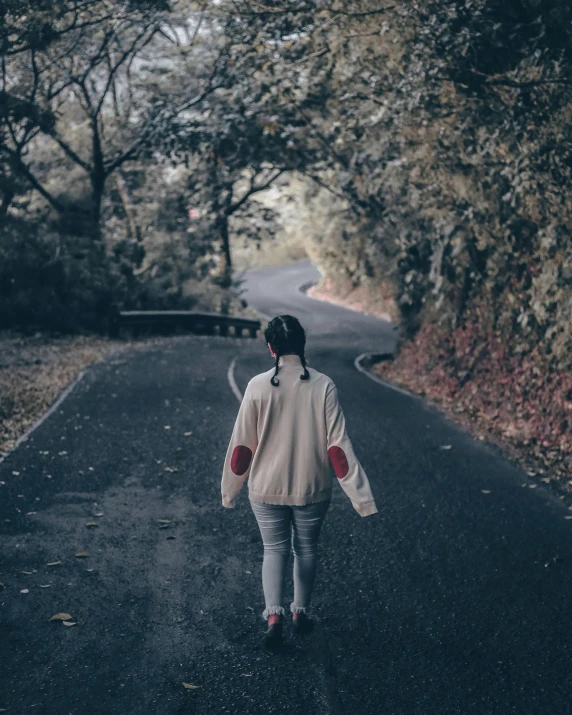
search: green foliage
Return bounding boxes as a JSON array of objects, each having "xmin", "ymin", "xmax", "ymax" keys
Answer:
[
  {"xmin": 0, "ymin": 213, "xmax": 113, "ymax": 331},
  {"xmin": 2, "ymin": 0, "xmax": 571, "ymax": 366},
  {"xmin": 238, "ymin": 0, "xmax": 572, "ymax": 370}
]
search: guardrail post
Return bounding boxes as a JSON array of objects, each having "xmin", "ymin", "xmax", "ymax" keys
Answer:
[{"xmin": 116, "ymin": 311, "xmax": 260, "ymax": 339}]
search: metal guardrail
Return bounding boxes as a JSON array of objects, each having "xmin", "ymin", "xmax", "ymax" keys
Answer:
[{"xmin": 111, "ymin": 311, "xmax": 261, "ymax": 338}]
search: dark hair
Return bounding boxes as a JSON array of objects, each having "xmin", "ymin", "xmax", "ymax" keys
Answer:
[{"xmin": 264, "ymin": 314, "xmax": 310, "ymax": 387}]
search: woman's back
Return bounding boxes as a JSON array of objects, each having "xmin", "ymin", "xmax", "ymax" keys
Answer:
[
  {"xmin": 247, "ymin": 356, "xmax": 333, "ymax": 504},
  {"xmin": 221, "ymin": 352, "xmax": 377, "ymax": 517}
]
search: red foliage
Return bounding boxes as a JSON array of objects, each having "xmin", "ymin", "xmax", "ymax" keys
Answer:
[{"xmin": 376, "ymin": 322, "xmax": 572, "ymax": 484}]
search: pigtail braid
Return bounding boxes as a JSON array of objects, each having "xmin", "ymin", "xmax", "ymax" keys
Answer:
[
  {"xmin": 270, "ymin": 353, "xmax": 280, "ymax": 386},
  {"xmin": 299, "ymin": 353, "xmax": 310, "ymax": 381}
]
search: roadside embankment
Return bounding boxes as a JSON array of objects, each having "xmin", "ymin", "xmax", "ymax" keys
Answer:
[
  {"xmin": 0, "ymin": 332, "xmax": 123, "ymax": 458},
  {"xmin": 303, "ymin": 281, "xmax": 572, "ymax": 501}
]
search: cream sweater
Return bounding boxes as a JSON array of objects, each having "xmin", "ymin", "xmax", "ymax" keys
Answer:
[{"xmin": 221, "ymin": 353, "xmax": 378, "ymax": 517}]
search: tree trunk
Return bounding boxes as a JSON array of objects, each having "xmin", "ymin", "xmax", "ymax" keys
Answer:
[
  {"xmin": 0, "ymin": 189, "xmax": 14, "ymax": 217},
  {"xmin": 216, "ymin": 212, "xmax": 233, "ymax": 290},
  {"xmin": 116, "ymin": 171, "xmax": 140, "ymax": 241}
]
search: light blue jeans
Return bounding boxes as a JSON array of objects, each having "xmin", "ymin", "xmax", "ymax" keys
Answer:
[{"xmin": 250, "ymin": 498, "xmax": 331, "ymax": 619}]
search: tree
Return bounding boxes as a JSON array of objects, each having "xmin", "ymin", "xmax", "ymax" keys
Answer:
[{"xmin": 1, "ymin": 1, "xmax": 221, "ymax": 241}]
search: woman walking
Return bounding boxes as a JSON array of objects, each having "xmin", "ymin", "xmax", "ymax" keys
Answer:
[{"xmin": 221, "ymin": 314, "xmax": 378, "ymax": 649}]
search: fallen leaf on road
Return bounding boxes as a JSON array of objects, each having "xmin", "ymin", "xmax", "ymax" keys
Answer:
[
  {"xmin": 50, "ymin": 613, "xmax": 72, "ymax": 621},
  {"xmin": 86, "ymin": 569, "xmax": 94, "ymax": 572},
  {"xmin": 75, "ymin": 552, "xmax": 89, "ymax": 558},
  {"xmin": 0, "ymin": 583, "xmax": 4, "ymax": 588},
  {"xmin": 58, "ymin": 451, "xmax": 68, "ymax": 456},
  {"xmin": 93, "ymin": 512, "xmax": 104, "ymax": 517},
  {"xmin": 159, "ymin": 524, "xmax": 171, "ymax": 529},
  {"xmin": 481, "ymin": 490, "xmax": 491, "ymax": 494},
  {"xmin": 20, "ymin": 589, "xmax": 29, "ymax": 594},
  {"xmin": 164, "ymin": 425, "xmax": 171, "ymax": 430},
  {"xmin": 21, "ymin": 571, "xmax": 33, "ymax": 575},
  {"xmin": 12, "ymin": 471, "xmax": 20, "ymax": 476},
  {"xmin": 182, "ymin": 683, "xmax": 199, "ymax": 690},
  {"xmin": 184, "ymin": 432, "xmax": 193, "ymax": 436},
  {"xmin": 440, "ymin": 445, "xmax": 452, "ymax": 450},
  {"xmin": 157, "ymin": 519, "xmax": 172, "ymax": 524},
  {"xmin": 565, "ymin": 516, "xmax": 572, "ymax": 520},
  {"xmin": 26, "ymin": 512, "xmax": 37, "ymax": 516},
  {"xmin": 529, "ymin": 484, "xmax": 537, "ymax": 488},
  {"xmin": 62, "ymin": 621, "xmax": 77, "ymax": 627},
  {"xmin": 240, "ymin": 674, "xmax": 253, "ymax": 677},
  {"xmin": 541, "ymin": 478, "xmax": 550, "ymax": 483},
  {"xmin": 46, "ymin": 561, "xmax": 61, "ymax": 567},
  {"xmin": 85, "ymin": 522, "xmax": 98, "ymax": 527},
  {"xmin": 40, "ymin": 585, "xmax": 51, "ymax": 588}
]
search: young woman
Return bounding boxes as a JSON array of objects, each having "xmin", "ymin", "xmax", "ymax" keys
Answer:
[{"xmin": 221, "ymin": 314, "xmax": 378, "ymax": 649}]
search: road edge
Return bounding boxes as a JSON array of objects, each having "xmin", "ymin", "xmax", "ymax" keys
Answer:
[
  {"xmin": 0, "ymin": 369, "xmax": 87, "ymax": 465},
  {"xmin": 227, "ymin": 356, "xmax": 243, "ymax": 403},
  {"xmin": 353, "ymin": 353, "xmax": 419, "ymax": 398}
]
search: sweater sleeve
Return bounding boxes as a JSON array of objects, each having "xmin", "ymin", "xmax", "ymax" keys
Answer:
[
  {"xmin": 325, "ymin": 381, "xmax": 378, "ymax": 517},
  {"xmin": 221, "ymin": 381, "xmax": 258, "ymax": 508}
]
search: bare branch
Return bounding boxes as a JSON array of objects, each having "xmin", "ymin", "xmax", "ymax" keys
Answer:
[
  {"xmin": 239, "ymin": 2, "xmax": 394, "ymax": 17},
  {"xmin": 188, "ymin": 2, "xmax": 209, "ymax": 47},
  {"xmin": 228, "ymin": 168, "xmax": 288, "ymax": 214},
  {"xmin": 293, "ymin": 47, "xmax": 329, "ymax": 64},
  {"xmin": 1, "ymin": 148, "xmax": 66, "ymax": 212},
  {"xmin": 328, "ymin": 6, "xmax": 395, "ymax": 17},
  {"xmin": 47, "ymin": 131, "xmax": 92, "ymax": 173},
  {"xmin": 306, "ymin": 172, "xmax": 348, "ymax": 202},
  {"xmin": 94, "ymin": 25, "xmax": 160, "ymax": 117}
]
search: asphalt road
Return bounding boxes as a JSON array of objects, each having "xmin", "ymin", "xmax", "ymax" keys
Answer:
[{"xmin": 1, "ymin": 259, "xmax": 572, "ymax": 715}]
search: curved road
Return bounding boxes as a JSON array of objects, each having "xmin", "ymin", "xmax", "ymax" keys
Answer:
[{"xmin": 1, "ymin": 260, "xmax": 571, "ymax": 714}]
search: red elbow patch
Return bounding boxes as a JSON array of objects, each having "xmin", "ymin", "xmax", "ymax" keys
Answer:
[
  {"xmin": 328, "ymin": 446, "xmax": 349, "ymax": 479},
  {"xmin": 231, "ymin": 445, "xmax": 252, "ymax": 476}
]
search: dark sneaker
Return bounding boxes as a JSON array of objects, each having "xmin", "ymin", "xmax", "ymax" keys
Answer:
[
  {"xmin": 292, "ymin": 612, "xmax": 314, "ymax": 635},
  {"xmin": 264, "ymin": 621, "xmax": 284, "ymax": 649}
]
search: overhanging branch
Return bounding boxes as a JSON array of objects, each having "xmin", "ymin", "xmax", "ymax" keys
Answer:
[{"xmin": 228, "ymin": 168, "xmax": 288, "ymax": 215}]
